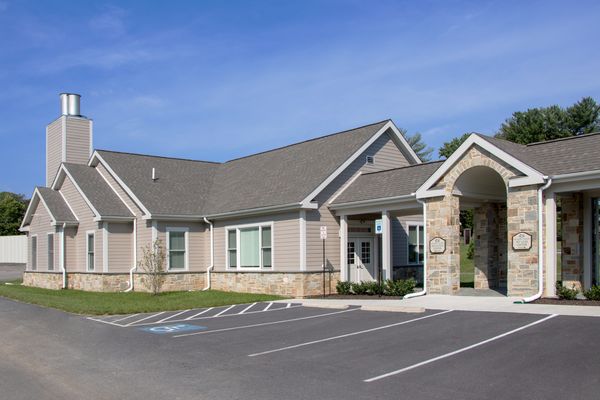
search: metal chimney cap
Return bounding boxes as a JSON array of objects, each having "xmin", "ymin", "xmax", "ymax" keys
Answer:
[{"xmin": 59, "ymin": 93, "xmax": 81, "ymax": 117}]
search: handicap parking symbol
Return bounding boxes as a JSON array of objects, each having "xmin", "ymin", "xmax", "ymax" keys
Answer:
[{"xmin": 139, "ymin": 324, "xmax": 207, "ymax": 335}]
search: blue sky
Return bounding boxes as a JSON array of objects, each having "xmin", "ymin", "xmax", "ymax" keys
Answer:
[{"xmin": 1, "ymin": 0, "xmax": 600, "ymax": 195}]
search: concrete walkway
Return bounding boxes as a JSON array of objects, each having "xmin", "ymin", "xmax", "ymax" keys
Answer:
[{"xmin": 283, "ymin": 295, "xmax": 600, "ymax": 317}]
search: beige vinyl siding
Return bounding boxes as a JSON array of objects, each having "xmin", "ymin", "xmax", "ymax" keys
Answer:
[
  {"xmin": 95, "ymin": 161, "xmax": 150, "ymax": 266},
  {"xmin": 46, "ymin": 118, "xmax": 63, "ymax": 187},
  {"xmin": 213, "ymin": 212, "xmax": 299, "ymax": 272},
  {"xmin": 155, "ymin": 221, "xmax": 206, "ymax": 272},
  {"xmin": 64, "ymin": 227, "xmax": 77, "ymax": 272},
  {"xmin": 59, "ymin": 175, "xmax": 103, "ymax": 272},
  {"xmin": 108, "ymin": 223, "xmax": 133, "ymax": 272},
  {"xmin": 27, "ymin": 202, "xmax": 55, "ymax": 271},
  {"xmin": 306, "ymin": 132, "xmax": 413, "ymax": 271},
  {"xmin": 65, "ymin": 117, "xmax": 91, "ymax": 165}
]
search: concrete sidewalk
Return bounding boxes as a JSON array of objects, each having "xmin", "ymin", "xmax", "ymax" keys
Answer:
[{"xmin": 283, "ymin": 295, "xmax": 600, "ymax": 317}]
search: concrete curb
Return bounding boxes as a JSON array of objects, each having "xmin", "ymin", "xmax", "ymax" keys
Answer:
[
  {"xmin": 361, "ymin": 305, "xmax": 425, "ymax": 313},
  {"xmin": 300, "ymin": 303, "xmax": 350, "ymax": 310}
]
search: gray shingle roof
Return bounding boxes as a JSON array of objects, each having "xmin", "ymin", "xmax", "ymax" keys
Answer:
[
  {"xmin": 36, "ymin": 187, "xmax": 77, "ymax": 223},
  {"xmin": 98, "ymin": 120, "xmax": 390, "ymax": 216},
  {"xmin": 203, "ymin": 120, "xmax": 390, "ymax": 215},
  {"xmin": 63, "ymin": 163, "xmax": 133, "ymax": 218},
  {"xmin": 95, "ymin": 152, "xmax": 219, "ymax": 216},
  {"xmin": 331, "ymin": 161, "xmax": 444, "ymax": 205},
  {"xmin": 478, "ymin": 133, "xmax": 600, "ymax": 176}
]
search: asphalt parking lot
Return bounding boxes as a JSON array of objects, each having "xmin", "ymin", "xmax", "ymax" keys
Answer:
[{"xmin": 1, "ymin": 297, "xmax": 599, "ymax": 400}]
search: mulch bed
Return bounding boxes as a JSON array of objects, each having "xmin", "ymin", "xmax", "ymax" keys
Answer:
[
  {"xmin": 533, "ymin": 298, "xmax": 600, "ymax": 306},
  {"xmin": 306, "ymin": 294, "xmax": 406, "ymax": 300}
]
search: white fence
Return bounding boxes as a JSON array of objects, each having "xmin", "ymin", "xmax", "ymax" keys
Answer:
[{"xmin": 0, "ymin": 235, "xmax": 27, "ymax": 264}]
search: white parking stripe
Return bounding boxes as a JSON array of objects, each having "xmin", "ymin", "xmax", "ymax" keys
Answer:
[
  {"xmin": 286, "ymin": 303, "xmax": 291, "ymax": 309},
  {"xmin": 238, "ymin": 303, "xmax": 257, "ymax": 314},
  {"xmin": 248, "ymin": 310, "xmax": 453, "ymax": 357},
  {"xmin": 173, "ymin": 308, "xmax": 359, "ymax": 338},
  {"xmin": 213, "ymin": 305, "xmax": 236, "ymax": 317},
  {"xmin": 185, "ymin": 307, "xmax": 214, "ymax": 320},
  {"xmin": 364, "ymin": 313, "xmax": 559, "ymax": 383},
  {"xmin": 124, "ymin": 312, "xmax": 166, "ymax": 326},
  {"xmin": 263, "ymin": 302, "xmax": 273, "ymax": 311},
  {"xmin": 111, "ymin": 313, "xmax": 141, "ymax": 323},
  {"xmin": 87, "ymin": 317, "xmax": 125, "ymax": 327},
  {"xmin": 156, "ymin": 309, "xmax": 190, "ymax": 323}
]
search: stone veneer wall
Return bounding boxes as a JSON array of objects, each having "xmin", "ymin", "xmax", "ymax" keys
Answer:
[
  {"xmin": 473, "ymin": 203, "xmax": 507, "ymax": 290},
  {"xmin": 506, "ymin": 186, "xmax": 539, "ymax": 297},
  {"xmin": 424, "ymin": 145, "xmax": 539, "ymax": 297},
  {"xmin": 23, "ymin": 270, "xmax": 337, "ymax": 297},
  {"xmin": 560, "ymin": 193, "xmax": 583, "ymax": 290},
  {"xmin": 211, "ymin": 271, "xmax": 340, "ymax": 297}
]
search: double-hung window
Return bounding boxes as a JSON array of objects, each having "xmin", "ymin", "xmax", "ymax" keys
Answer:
[
  {"xmin": 87, "ymin": 232, "xmax": 95, "ymax": 271},
  {"xmin": 167, "ymin": 228, "xmax": 188, "ymax": 270},
  {"xmin": 227, "ymin": 224, "xmax": 272, "ymax": 269},
  {"xmin": 408, "ymin": 224, "xmax": 424, "ymax": 264},
  {"xmin": 47, "ymin": 233, "xmax": 54, "ymax": 271}
]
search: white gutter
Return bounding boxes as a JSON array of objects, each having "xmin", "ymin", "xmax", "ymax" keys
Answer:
[
  {"xmin": 551, "ymin": 169, "xmax": 600, "ymax": 182},
  {"xmin": 330, "ymin": 194, "xmax": 416, "ymax": 210},
  {"xmin": 404, "ymin": 197, "xmax": 427, "ymax": 299},
  {"xmin": 202, "ymin": 217, "xmax": 214, "ymax": 291},
  {"xmin": 60, "ymin": 223, "xmax": 67, "ymax": 289},
  {"xmin": 124, "ymin": 218, "xmax": 137, "ymax": 292},
  {"xmin": 520, "ymin": 177, "xmax": 552, "ymax": 303}
]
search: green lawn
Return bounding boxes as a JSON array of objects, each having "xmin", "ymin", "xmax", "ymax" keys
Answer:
[
  {"xmin": 460, "ymin": 243, "xmax": 474, "ymax": 287},
  {"xmin": 0, "ymin": 280, "xmax": 284, "ymax": 315}
]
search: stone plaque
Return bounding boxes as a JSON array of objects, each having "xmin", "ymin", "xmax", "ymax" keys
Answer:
[
  {"xmin": 429, "ymin": 237, "xmax": 446, "ymax": 254},
  {"xmin": 512, "ymin": 232, "xmax": 532, "ymax": 251}
]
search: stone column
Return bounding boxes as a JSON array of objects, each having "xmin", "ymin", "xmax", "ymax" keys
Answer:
[
  {"xmin": 560, "ymin": 193, "xmax": 584, "ymax": 290},
  {"xmin": 545, "ymin": 191, "xmax": 557, "ymax": 297},
  {"xmin": 426, "ymin": 194, "xmax": 461, "ymax": 294},
  {"xmin": 507, "ymin": 186, "xmax": 539, "ymax": 297}
]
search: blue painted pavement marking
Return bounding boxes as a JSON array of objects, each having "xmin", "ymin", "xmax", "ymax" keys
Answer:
[{"xmin": 139, "ymin": 324, "xmax": 207, "ymax": 335}]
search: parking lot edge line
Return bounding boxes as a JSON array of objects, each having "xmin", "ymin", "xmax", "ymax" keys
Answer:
[
  {"xmin": 239, "ymin": 303, "xmax": 257, "ymax": 314},
  {"xmin": 87, "ymin": 317, "xmax": 127, "ymax": 327},
  {"xmin": 172, "ymin": 308, "xmax": 360, "ymax": 338},
  {"xmin": 125, "ymin": 305, "xmax": 304, "ymax": 327},
  {"xmin": 364, "ymin": 313, "xmax": 559, "ymax": 383},
  {"xmin": 247, "ymin": 310, "xmax": 454, "ymax": 357},
  {"xmin": 124, "ymin": 312, "xmax": 166, "ymax": 326},
  {"xmin": 156, "ymin": 309, "xmax": 191, "ymax": 323},
  {"xmin": 214, "ymin": 305, "xmax": 236, "ymax": 317},
  {"xmin": 185, "ymin": 307, "xmax": 214, "ymax": 320},
  {"xmin": 264, "ymin": 302, "xmax": 273, "ymax": 311}
]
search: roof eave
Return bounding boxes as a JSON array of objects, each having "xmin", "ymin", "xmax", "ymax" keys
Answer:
[{"xmin": 329, "ymin": 194, "xmax": 417, "ymax": 210}]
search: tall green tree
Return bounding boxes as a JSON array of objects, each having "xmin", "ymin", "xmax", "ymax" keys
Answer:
[
  {"xmin": 497, "ymin": 97, "xmax": 600, "ymax": 143},
  {"xmin": 438, "ymin": 133, "xmax": 470, "ymax": 159},
  {"xmin": 400, "ymin": 129, "xmax": 433, "ymax": 161},
  {"xmin": 0, "ymin": 192, "xmax": 28, "ymax": 236}
]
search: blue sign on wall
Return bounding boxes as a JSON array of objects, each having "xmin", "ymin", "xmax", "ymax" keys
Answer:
[
  {"xmin": 139, "ymin": 324, "xmax": 207, "ymax": 335},
  {"xmin": 375, "ymin": 219, "xmax": 383, "ymax": 234}
]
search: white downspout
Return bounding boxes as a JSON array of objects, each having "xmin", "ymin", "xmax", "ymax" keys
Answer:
[
  {"xmin": 202, "ymin": 217, "xmax": 214, "ymax": 291},
  {"xmin": 520, "ymin": 177, "xmax": 552, "ymax": 303},
  {"xmin": 61, "ymin": 223, "xmax": 67, "ymax": 289},
  {"xmin": 404, "ymin": 198, "xmax": 427, "ymax": 299},
  {"xmin": 124, "ymin": 218, "xmax": 137, "ymax": 292}
]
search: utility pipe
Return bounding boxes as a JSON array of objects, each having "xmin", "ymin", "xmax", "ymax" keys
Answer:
[
  {"xmin": 404, "ymin": 198, "xmax": 427, "ymax": 299},
  {"xmin": 61, "ymin": 223, "xmax": 67, "ymax": 289},
  {"xmin": 124, "ymin": 218, "xmax": 137, "ymax": 292},
  {"xmin": 520, "ymin": 177, "xmax": 552, "ymax": 303},
  {"xmin": 202, "ymin": 217, "xmax": 214, "ymax": 291}
]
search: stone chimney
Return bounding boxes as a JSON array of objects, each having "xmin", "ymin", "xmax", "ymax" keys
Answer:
[{"xmin": 46, "ymin": 93, "xmax": 93, "ymax": 186}]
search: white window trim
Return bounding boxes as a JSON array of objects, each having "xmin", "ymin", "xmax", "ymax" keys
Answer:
[
  {"xmin": 225, "ymin": 222, "xmax": 274, "ymax": 271},
  {"xmin": 86, "ymin": 230, "xmax": 95, "ymax": 272},
  {"xmin": 166, "ymin": 227, "xmax": 189, "ymax": 271},
  {"xmin": 47, "ymin": 232, "xmax": 55, "ymax": 271},
  {"xmin": 407, "ymin": 223, "xmax": 424, "ymax": 265},
  {"xmin": 31, "ymin": 234, "xmax": 38, "ymax": 271}
]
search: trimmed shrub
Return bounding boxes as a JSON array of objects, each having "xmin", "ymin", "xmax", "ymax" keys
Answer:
[
  {"xmin": 363, "ymin": 281, "xmax": 384, "ymax": 296},
  {"xmin": 336, "ymin": 281, "xmax": 352, "ymax": 295},
  {"xmin": 583, "ymin": 285, "xmax": 600, "ymax": 301},
  {"xmin": 556, "ymin": 282, "xmax": 578, "ymax": 300},
  {"xmin": 466, "ymin": 241, "xmax": 475, "ymax": 260},
  {"xmin": 351, "ymin": 281, "xmax": 369, "ymax": 295},
  {"xmin": 384, "ymin": 278, "xmax": 417, "ymax": 297}
]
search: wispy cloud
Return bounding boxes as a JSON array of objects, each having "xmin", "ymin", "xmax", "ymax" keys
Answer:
[{"xmin": 89, "ymin": 5, "xmax": 127, "ymax": 38}]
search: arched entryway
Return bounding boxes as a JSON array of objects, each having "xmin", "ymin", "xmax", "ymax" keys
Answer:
[{"xmin": 454, "ymin": 166, "xmax": 508, "ymax": 295}]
